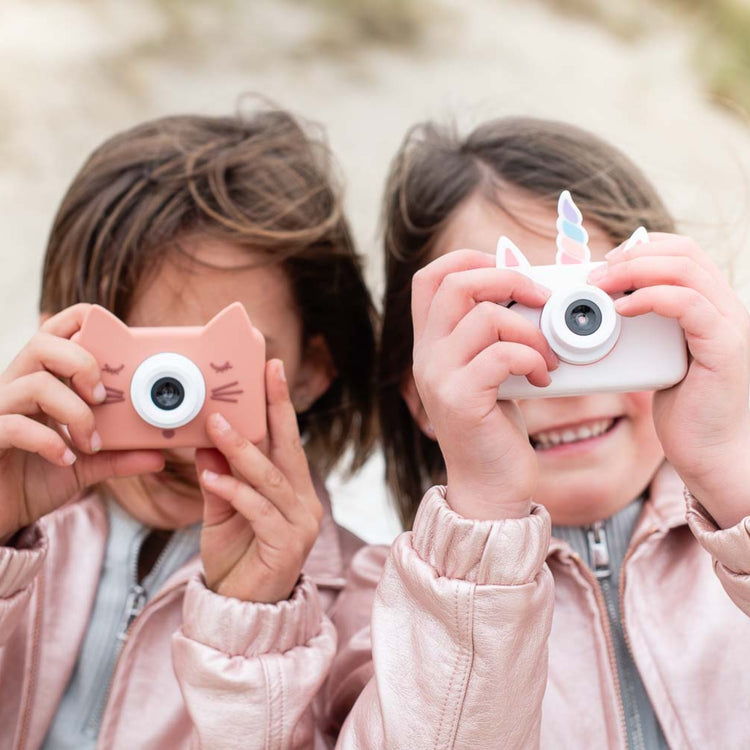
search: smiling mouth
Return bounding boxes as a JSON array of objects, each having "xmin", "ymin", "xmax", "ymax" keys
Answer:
[{"xmin": 530, "ymin": 417, "xmax": 619, "ymax": 450}]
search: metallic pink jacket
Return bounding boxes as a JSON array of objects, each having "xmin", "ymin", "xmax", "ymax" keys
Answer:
[
  {"xmin": 330, "ymin": 465, "xmax": 750, "ymax": 748},
  {"xmin": 2, "ymin": 464, "xmax": 750, "ymax": 748},
  {"xmin": 0, "ymin": 483, "xmax": 361, "ymax": 750}
]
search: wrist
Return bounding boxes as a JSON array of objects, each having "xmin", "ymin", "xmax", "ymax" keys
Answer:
[{"xmin": 445, "ymin": 469, "xmax": 533, "ymax": 520}]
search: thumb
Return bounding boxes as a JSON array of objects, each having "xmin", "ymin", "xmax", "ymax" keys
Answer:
[{"xmin": 74, "ymin": 450, "xmax": 165, "ymax": 489}]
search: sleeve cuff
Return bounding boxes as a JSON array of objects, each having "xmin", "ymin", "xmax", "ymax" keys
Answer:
[
  {"xmin": 685, "ymin": 487, "xmax": 750, "ymax": 574},
  {"xmin": 411, "ymin": 486, "xmax": 551, "ymax": 585},
  {"xmin": 0, "ymin": 525, "xmax": 47, "ymax": 599},
  {"xmin": 181, "ymin": 573, "xmax": 325, "ymax": 657}
]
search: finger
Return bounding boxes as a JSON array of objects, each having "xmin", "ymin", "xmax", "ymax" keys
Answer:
[
  {"xmin": 591, "ymin": 255, "xmax": 733, "ymax": 318},
  {"xmin": 606, "ymin": 234, "xmax": 726, "ymax": 283},
  {"xmin": 0, "ymin": 372, "xmax": 100, "ymax": 453},
  {"xmin": 73, "ymin": 450, "xmax": 166, "ymax": 488},
  {"xmin": 1, "ymin": 333, "xmax": 105, "ymax": 405},
  {"xmin": 205, "ymin": 412, "xmax": 308, "ymax": 525},
  {"xmin": 411, "ymin": 250, "xmax": 497, "ymax": 340},
  {"xmin": 195, "ymin": 448, "xmax": 234, "ymax": 527},
  {"xmin": 466, "ymin": 341, "xmax": 552, "ymax": 392},
  {"xmin": 265, "ymin": 360, "xmax": 319, "ymax": 513},
  {"xmin": 0, "ymin": 414, "xmax": 77, "ymax": 466},
  {"xmin": 39, "ymin": 303, "xmax": 93, "ymax": 339},
  {"xmin": 199, "ymin": 469, "xmax": 290, "ymax": 542},
  {"xmin": 614, "ymin": 285, "xmax": 729, "ymax": 348},
  {"xmin": 421, "ymin": 267, "xmax": 550, "ymax": 345},
  {"xmin": 445, "ymin": 301, "xmax": 558, "ymax": 370}
]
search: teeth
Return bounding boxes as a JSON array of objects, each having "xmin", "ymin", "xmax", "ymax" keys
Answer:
[{"xmin": 532, "ymin": 418, "xmax": 615, "ymax": 449}]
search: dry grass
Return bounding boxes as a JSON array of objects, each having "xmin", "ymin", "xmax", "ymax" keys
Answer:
[{"xmin": 540, "ymin": 0, "xmax": 750, "ymax": 120}]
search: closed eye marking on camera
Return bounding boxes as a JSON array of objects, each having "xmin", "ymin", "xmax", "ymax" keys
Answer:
[
  {"xmin": 103, "ymin": 386, "xmax": 125, "ymax": 404},
  {"xmin": 210, "ymin": 381, "xmax": 244, "ymax": 403},
  {"xmin": 102, "ymin": 364, "xmax": 124, "ymax": 375},
  {"xmin": 210, "ymin": 361, "xmax": 233, "ymax": 373}
]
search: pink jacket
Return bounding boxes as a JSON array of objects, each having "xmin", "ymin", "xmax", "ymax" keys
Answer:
[
  {"xmin": 3, "ymin": 464, "xmax": 750, "ymax": 748},
  {"xmin": 0, "ymin": 482, "xmax": 361, "ymax": 750},
  {"xmin": 326, "ymin": 464, "xmax": 750, "ymax": 748}
]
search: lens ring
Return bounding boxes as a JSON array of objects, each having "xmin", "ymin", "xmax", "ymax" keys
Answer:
[
  {"xmin": 151, "ymin": 376, "xmax": 185, "ymax": 411},
  {"xmin": 565, "ymin": 299, "xmax": 602, "ymax": 336},
  {"xmin": 130, "ymin": 352, "xmax": 206, "ymax": 429}
]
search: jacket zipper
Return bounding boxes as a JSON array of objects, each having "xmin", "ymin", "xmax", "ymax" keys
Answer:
[
  {"xmin": 94, "ymin": 577, "xmax": 189, "ymax": 748},
  {"xmin": 588, "ymin": 522, "xmax": 647, "ymax": 750},
  {"xmin": 86, "ymin": 529, "xmax": 177, "ymax": 736},
  {"xmin": 17, "ymin": 567, "xmax": 45, "ymax": 750},
  {"xmin": 566, "ymin": 527, "xmax": 629, "ymax": 749},
  {"xmin": 618, "ymin": 527, "xmax": 661, "ymax": 741}
]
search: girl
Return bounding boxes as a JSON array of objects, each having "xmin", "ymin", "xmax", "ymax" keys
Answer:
[
  {"xmin": 331, "ymin": 118, "xmax": 750, "ymax": 748},
  {"xmin": 0, "ymin": 109, "xmax": 376, "ymax": 748}
]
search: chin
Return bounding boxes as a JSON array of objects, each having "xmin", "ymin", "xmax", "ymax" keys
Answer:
[{"xmin": 536, "ymin": 481, "xmax": 623, "ymax": 526}]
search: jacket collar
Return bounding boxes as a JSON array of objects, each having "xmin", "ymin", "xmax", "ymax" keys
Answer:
[
  {"xmin": 80, "ymin": 473, "xmax": 347, "ymax": 592},
  {"xmin": 548, "ymin": 462, "xmax": 687, "ymax": 558}
]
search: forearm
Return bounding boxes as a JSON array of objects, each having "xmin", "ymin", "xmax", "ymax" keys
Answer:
[
  {"xmin": 173, "ymin": 574, "xmax": 336, "ymax": 748},
  {"xmin": 337, "ymin": 487, "xmax": 553, "ymax": 748}
]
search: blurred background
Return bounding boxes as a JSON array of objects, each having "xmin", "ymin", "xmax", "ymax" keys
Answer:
[{"xmin": 2, "ymin": 0, "xmax": 749, "ymax": 543}]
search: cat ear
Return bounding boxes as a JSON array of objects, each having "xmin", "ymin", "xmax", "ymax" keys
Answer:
[
  {"xmin": 77, "ymin": 305, "xmax": 131, "ymax": 346},
  {"xmin": 623, "ymin": 226, "xmax": 649, "ymax": 252},
  {"xmin": 496, "ymin": 236, "xmax": 531, "ymax": 269},
  {"xmin": 203, "ymin": 302, "xmax": 254, "ymax": 337}
]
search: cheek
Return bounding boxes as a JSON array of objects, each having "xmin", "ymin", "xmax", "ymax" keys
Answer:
[
  {"xmin": 624, "ymin": 391, "xmax": 663, "ymax": 456},
  {"xmin": 625, "ymin": 391, "xmax": 655, "ymax": 425}
]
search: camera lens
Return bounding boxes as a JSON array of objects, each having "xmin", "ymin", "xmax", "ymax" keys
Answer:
[
  {"xmin": 565, "ymin": 299, "xmax": 602, "ymax": 336},
  {"xmin": 151, "ymin": 377, "xmax": 185, "ymax": 411}
]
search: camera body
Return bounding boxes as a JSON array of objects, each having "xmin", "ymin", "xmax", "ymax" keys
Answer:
[
  {"xmin": 77, "ymin": 303, "xmax": 266, "ymax": 449},
  {"xmin": 496, "ymin": 260, "xmax": 688, "ymax": 400}
]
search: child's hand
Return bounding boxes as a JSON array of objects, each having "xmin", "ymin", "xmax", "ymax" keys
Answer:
[
  {"xmin": 196, "ymin": 360, "xmax": 323, "ymax": 603},
  {"xmin": 591, "ymin": 234, "xmax": 750, "ymax": 527},
  {"xmin": 411, "ymin": 250, "xmax": 557, "ymax": 520},
  {"xmin": 0, "ymin": 304, "xmax": 165, "ymax": 543}
]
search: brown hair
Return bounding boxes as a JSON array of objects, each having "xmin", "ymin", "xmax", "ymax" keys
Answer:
[
  {"xmin": 380, "ymin": 116, "xmax": 676, "ymax": 528},
  {"xmin": 41, "ymin": 108, "xmax": 377, "ymax": 474}
]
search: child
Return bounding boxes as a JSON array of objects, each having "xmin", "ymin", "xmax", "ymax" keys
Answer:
[
  {"xmin": 0, "ymin": 109, "xmax": 377, "ymax": 748},
  {"xmin": 330, "ymin": 118, "xmax": 750, "ymax": 747}
]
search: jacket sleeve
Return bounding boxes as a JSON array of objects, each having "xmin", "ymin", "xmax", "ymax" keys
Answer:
[
  {"xmin": 171, "ymin": 573, "xmax": 337, "ymax": 750},
  {"xmin": 685, "ymin": 488, "xmax": 750, "ymax": 616},
  {"xmin": 0, "ymin": 525, "xmax": 47, "ymax": 645},
  {"xmin": 333, "ymin": 486, "xmax": 555, "ymax": 749}
]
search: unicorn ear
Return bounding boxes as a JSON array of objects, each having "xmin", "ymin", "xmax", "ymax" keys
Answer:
[
  {"xmin": 623, "ymin": 226, "xmax": 649, "ymax": 252},
  {"xmin": 496, "ymin": 236, "xmax": 531, "ymax": 269}
]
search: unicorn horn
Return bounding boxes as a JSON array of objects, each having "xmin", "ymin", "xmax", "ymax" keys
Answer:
[{"xmin": 555, "ymin": 190, "xmax": 591, "ymax": 265}]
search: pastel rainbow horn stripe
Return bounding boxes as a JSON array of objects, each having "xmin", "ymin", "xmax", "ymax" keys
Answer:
[{"xmin": 555, "ymin": 190, "xmax": 591, "ymax": 265}]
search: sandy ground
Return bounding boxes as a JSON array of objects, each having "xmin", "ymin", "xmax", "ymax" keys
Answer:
[{"xmin": 1, "ymin": 0, "xmax": 750, "ymax": 542}]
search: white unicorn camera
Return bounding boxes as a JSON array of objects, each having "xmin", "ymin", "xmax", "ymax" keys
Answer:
[{"xmin": 496, "ymin": 192, "xmax": 688, "ymax": 400}]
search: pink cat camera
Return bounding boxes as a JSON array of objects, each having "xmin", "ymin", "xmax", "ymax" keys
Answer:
[
  {"xmin": 77, "ymin": 303, "xmax": 266, "ymax": 449},
  {"xmin": 496, "ymin": 191, "xmax": 688, "ymax": 400}
]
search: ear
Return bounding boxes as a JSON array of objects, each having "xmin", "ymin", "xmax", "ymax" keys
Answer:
[
  {"xmin": 555, "ymin": 190, "xmax": 591, "ymax": 265},
  {"xmin": 400, "ymin": 371, "xmax": 437, "ymax": 441},
  {"xmin": 77, "ymin": 304, "xmax": 131, "ymax": 347},
  {"xmin": 289, "ymin": 335, "xmax": 337, "ymax": 412},
  {"xmin": 203, "ymin": 302, "xmax": 253, "ymax": 336},
  {"xmin": 623, "ymin": 226, "xmax": 649, "ymax": 252},
  {"xmin": 496, "ymin": 236, "xmax": 531, "ymax": 269}
]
